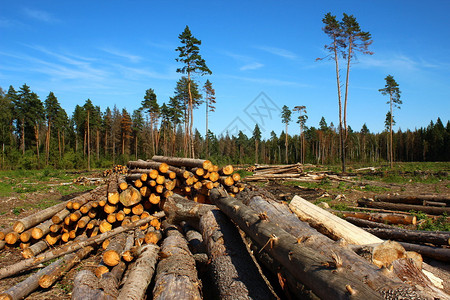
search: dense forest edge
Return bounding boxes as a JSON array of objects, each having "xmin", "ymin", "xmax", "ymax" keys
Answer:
[{"xmin": 0, "ymin": 83, "xmax": 448, "ymax": 171}]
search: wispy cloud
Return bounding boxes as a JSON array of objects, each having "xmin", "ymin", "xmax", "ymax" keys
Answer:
[
  {"xmin": 358, "ymin": 53, "xmax": 440, "ymax": 71},
  {"xmin": 100, "ymin": 47, "xmax": 142, "ymax": 63},
  {"xmin": 256, "ymin": 46, "xmax": 298, "ymax": 60},
  {"xmin": 240, "ymin": 62, "xmax": 264, "ymax": 71},
  {"xmin": 225, "ymin": 75, "xmax": 306, "ymax": 87},
  {"xmin": 0, "ymin": 18, "xmax": 23, "ymax": 28},
  {"xmin": 23, "ymin": 8, "xmax": 59, "ymax": 23}
]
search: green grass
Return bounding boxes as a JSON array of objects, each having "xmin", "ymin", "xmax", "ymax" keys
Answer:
[
  {"xmin": 410, "ymin": 211, "xmax": 450, "ymax": 231},
  {"xmin": 234, "ymin": 169, "xmax": 253, "ymax": 178}
]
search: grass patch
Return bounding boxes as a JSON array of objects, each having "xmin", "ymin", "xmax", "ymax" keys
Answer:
[
  {"xmin": 330, "ymin": 203, "xmax": 351, "ymax": 211},
  {"xmin": 361, "ymin": 184, "xmax": 390, "ymax": 193},
  {"xmin": 411, "ymin": 211, "xmax": 450, "ymax": 231},
  {"xmin": 234, "ymin": 169, "xmax": 253, "ymax": 178}
]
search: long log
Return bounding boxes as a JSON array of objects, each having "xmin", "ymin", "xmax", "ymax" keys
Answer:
[
  {"xmin": 180, "ymin": 221, "xmax": 206, "ymax": 254},
  {"xmin": 21, "ymin": 240, "xmax": 48, "ymax": 259},
  {"xmin": 39, "ymin": 246, "xmax": 94, "ymax": 288},
  {"xmin": 358, "ymin": 198, "xmax": 450, "ymax": 215},
  {"xmin": 363, "ymin": 227, "xmax": 450, "ymax": 246},
  {"xmin": 98, "ymin": 261, "xmax": 127, "ymax": 299},
  {"xmin": 71, "ymin": 270, "xmax": 101, "ymax": 300},
  {"xmin": 0, "ymin": 212, "xmax": 164, "ymax": 280},
  {"xmin": 117, "ymin": 244, "xmax": 159, "ymax": 300},
  {"xmin": 345, "ymin": 216, "xmax": 396, "ymax": 229},
  {"xmin": 242, "ymin": 193, "xmax": 431, "ymax": 299},
  {"xmin": 153, "ymin": 225, "xmax": 202, "ymax": 300},
  {"xmin": 334, "ymin": 210, "xmax": 416, "ymax": 225},
  {"xmin": 151, "ymin": 155, "xmax": 213, "ymax": 170},
  {"xmin": 107, "ymin": 174, "xmax": 120, "ymax": 205},
  {"xmin": 161, "ymin": 193, "xmax": 216, "ymax": 228},
  {"xmin": 200, "ymin": 209, "xmax": 277, "ymax": 299},
  {"xmin": 289, "ymin": 196, "xmax": 382, "ymax": 245},
  {"xmin": 399, "ymin": 242, "xmax": 450, "ymax": 262},
  {"xmin": 375, "ymin": 194, "xmax": 450, "ymax": 205},
  {"xmin": 209, "ymin": 189, "xmax": 383, "ymax": 300},
  {"xmin": 127, "ymin": 159, "xmax": 169, "ymax": 173},
  {"xmin": 102, "ymin": 232, "xmax": 127, "ymax": 267}
]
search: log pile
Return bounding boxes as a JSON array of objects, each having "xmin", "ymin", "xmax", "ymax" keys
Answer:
[
  {"xmin": 1, "ymin": 159, "xmax": 449, "ymax": 299},
  {"xmin": 102, "ymin": 164, "xmax": 128, "ymax": 177}
]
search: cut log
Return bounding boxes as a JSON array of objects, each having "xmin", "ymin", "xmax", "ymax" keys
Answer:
[
  {"xmin": 118, "ymin": 175, "xmax": 128, "ymax": 191},
  {"xmin": 119, "ymin": 185, "xmax": 142, "ymax": 207},
  {"xmin": 209, "ymin": 189, "xmax": 391, "ymax": 300},
  {"xmin": 103, "ymin": 232, "xmax": 127, "ymax": 267},
  {"xmin": 72, "ymin": 185, "xmax": 107, "ymax": 210},
  {"xmin": 334, "ymin": 210, "xmax": 416, "ymax": 225},
  {"xmin": 161, "ymin": 193, "xmax": 216, "ymax": 228},
  {"xmin": 21, "ymin": 240, "xmax": 48, "ymax": 259},
  {"xmin": 364, "ymin": 227, "xmax": 450, "ymax": 246},
  {"xmin": 375, "ymin": 194, "xmax": 450, "ymax": 205},
  {"xmin": 117, "ymin": 244, "xmax": 159, "ymax": 300},
  {"xmin": 180, "ymin": 221, "xmax": 206, "ymax": 254},
  {"xmin": 0, "ymin": 212, "xmax": 164, "ymax": 280},
  {"xmin": 5, "ymin": 232, "xmax": 19, "ymax": 245},
  {"xmin": 345, "ymin": 217, "xmax": 396, "ymax": 229},
  {"xmin": 98, "ymin": 261, "xmax": 126, "ymax": 299},
  {"xmin": 289, "ymin": 196, "xmax": 382, "ymax": 245},
  {"xmin": 71, "ymin": 270, "xmax": 101, "ymax": 300},
  {"xmin": 219, "ymin": 165, "xmax": 234, "ymax": 176},
  {"xmin": 39, "ymin": 246, "xmax": 94, "ymax": 288},
  {"xmin": 19, "ymin": 229, "xmax": 33, "ymax": 243},
  {"xmin": 107, "ymin": 174, "xmax": 120, "ymax": 205},
  {"xmin": 241, "ymin": 193, "xmax": 431, "ymax": 299},
  {"xmin": 399, "ymin": 242, "xmax": 450, "ymax": 262},
  {"xmin": 151, "ymin": 155, "xmax": 213, "ymax": 170},
  {"xmin": 127, "ymin": 159, "xmax": 169, "ymax": 173},
  {"xmin": 13, "ymin": 201, "xmax": 71, "ymax": 233},
  {"xmin": 144, "ymin": 229, "xmax": 162, "ymax": 245},
  {"xmin": 200, "ymin": 209, "xmax": 277, "ymax": 299},
  {"xmin": 358, "ymin": 198, "xmax": 450, "ymax": 215},
  {"xmin": 153, "ymin": 225, "xmax": 202, "ymax": 300}
]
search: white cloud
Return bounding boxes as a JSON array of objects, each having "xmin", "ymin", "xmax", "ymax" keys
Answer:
[
  {"xmin": 100, "ymin": 47, "xmax": 143, "ymax": 63},
  {"xmin": 23, "ymin": 8, "xmax": 59, "ymax": 23},
  {"xmin": 225, "ymin": 75, "xmax": 305, "ymax": 87},
  {"xmin": 256, "ymin": 46, "xmax": 298, "ymax": 60},
  {"xmin": 240, "ymin": 62, "xmax": 264, "ymax": 71}
]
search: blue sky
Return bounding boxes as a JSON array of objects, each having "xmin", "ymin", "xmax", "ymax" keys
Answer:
[{"xmin": 1, "ymin": 1, "xmax": 449, "ymax": 138}]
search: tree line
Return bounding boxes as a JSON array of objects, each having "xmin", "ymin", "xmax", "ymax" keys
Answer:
[{"xmin": 0, "ymin": 82, "xmax": 448, "ymax": 170}]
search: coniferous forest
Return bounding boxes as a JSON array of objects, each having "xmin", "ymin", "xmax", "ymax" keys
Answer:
[{"xmin": 0, "ymin": 82, "xmax": 448, "ymax": 170}]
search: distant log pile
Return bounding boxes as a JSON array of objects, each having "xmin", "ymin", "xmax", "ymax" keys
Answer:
[
  {"xmin": 1, "ymin": 160, "xmax": 449, "ymax": 299},
  {"xmin": 102, "ymin": 164, "xmax": 128, "ymax": 177}
]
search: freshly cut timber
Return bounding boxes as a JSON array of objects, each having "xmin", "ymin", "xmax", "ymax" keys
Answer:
[
  {"xmin": 289, "ymin": 196, "xmax": 382, "ymax": 245},
  {"xmin": 358, "ymin": 198, "xmax": 450, "ymax": 215},
  {"xmin": 399, "ymin": 242, "xmax": 450, "ymax": 262},
  {"xmin": 119, "ymin": 185, "xmax": 142, "ymax": 207},
  {"xmin": 0, "ymin": 213, "xmax": 163, "ymax": 280},
  {"xmin": 241, "ymin": 192, "xmax": 431, "ymax": 299},
  {"xmin": 364, "ymin": 227, "xmax": 450, "ymax": 246},
  {"xmin": 209, "ymin": 189, "xmax": 400, "ymax": 300},
  {"xmin": 71, "ymin": 270, "xmax": 101, "ymax": 300},
  {"xmin": 107, "ymin": 174, "xmax": 120, "ymax": 205},
  {"xmin": 39, "ymin": 246, "xmax": 94, "ymax": 288},
  {"xmin": 22, "ymin": 240, "xmax": 48, "ymax": 259},
  {"xmin": 117, "ymin": 244, "xmax": 160, "ymax": 300},
  {"xmin": 152, "ymin": 155, "xmax": 213, "ymax": 170},
  {"xmin": 127, "ymin": 159, "xmax": 170, "ymax": 173},
  {"xmin": 153, "ymin": 225, "xmax": 202, "ymax": 300},
  {"xmin": 102, "ymin": 233, "xmax": 127, "ymax": 267},
  {"xmin": 375, "ymin": 194, "xmax": 450, "ymax": 205},
  {"xmin": 200, "ymin": 209, "xmax": 277, "ymax": 300},
  {"xmin": 219, "ymin": 165, "xmax": 234, "ymax": 175},
  {"xmin": 334, "ymin": 210, "xmax": 416, "ymax": 225},
  {"xmin": 98, "ymin": 261, "xmax": 126, "ymax": 299}
]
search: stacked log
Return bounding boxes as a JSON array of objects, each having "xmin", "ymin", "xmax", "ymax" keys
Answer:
[
  {"xmin": 359, "ymin": 197, "xmax": 450, "ymax": 215},
  {"xmin": 102, "ymin": 164, "xmax": 128, "ymax": 177}
]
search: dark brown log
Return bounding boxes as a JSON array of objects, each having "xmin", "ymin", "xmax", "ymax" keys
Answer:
[
  {"xmin": 117, "ymin": 244, "xmax": 160, "ymax": 299},
  {"xmin": 399, "ymin": 242, "xmax": 450, "ymax": 262},
  {"xmin": 0, "ymin": 212, "xmax": 164, "ymax": 280},
  {"xmin": 39, "ymin": 246, "xmax": 94, "ymax": 288},
  {"xmin": 161, "ymin": 193, "xmax": 216, "ymax": 228},
  {"xmin": 345, "ymin": 217, "xmax": 395, "ymax": 229},
  {"xmin": 21, "ymin": 240, "xmax": 48, "ymax": 259},
  {"xmin": 210, "ymin": 189, "xmax": 407, "ymax": 300},
  {"xmin": 358, "ymin": 198, "xmax": 450, "ymax": 215},
  {"xmin": 0, "ymin": 241, "xmax": 5, "ymax": 250},
  {"xmin": 200, "ymin": 209, "xmax": 277, "ymax": 299},
  {"xmin": 180, "ymin": 221, "xmax": 206, "ymax": 254},
  {"xmin": 153, "ymin": 224, "xmax": 202, "ymax": 300},
  {"xmin": 375, "ymin": 194, "xmax": 450, "ymax": 205},
  {"xmin": 335, "ymin": 210, "xmax": 417, "ymax": 225},
  {"xmin": 364, "ymin": 227, "xmax": 450, "ymax": 246},
  {"xmin": 71, "ymin": 270, "xmax": 101, "ymax": 299},
  {"xmin": 119, "ymin": 185, "xmax": 142, "ymax": 207}
]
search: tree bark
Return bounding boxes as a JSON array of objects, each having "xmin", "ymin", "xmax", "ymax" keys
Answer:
[
  {"xmin": 289, "ymin": 196, "xmax": 382, "ymax": 245},
  {"xmin": 153, "ymin": 224, "xmax": 202, "ymax": 300},
  {"xmin": 399, "ymin": 242, "xmax": 450, "ymax": 263},
  {"xmin": 127, "ymin": 159, "xmax": 170, "ymax": 173},
  {"xmin": 209, "ymin": 189, "xmax": 383, "ymax": 300},
  {"xmin": 363, "ymin": 227, "xmax": 450, "ymax": 246},
  {"xmin": 102, "ymin": 232, "xmax": 127, "ymax": 267},
  {"xmin": 375, "ymin": 194, "xmax": 450, "ymax": 205},
  {"xmin": 358, "ymin": 198, "xmax": 450, "ymax": 215},
  {"xmin": 71, "ymin": 270, "xmax": 101, "ymax": 300},
  {"xmin": 152, "ymin": 155, "xmax": 213, "ymax": 170},
  {"xmin": 334, "ymin": 210, "xmax": 416, "ymax": 225},
  {"xmin": 199, "ymin": 209, "xmax": 277, "ymax": 300},
  {"xmin": 119, "ymin": 185, "xmax": 142, "ymax": 207},
  {"xmin": 117, "ymin": 244, "xmax": 159, "ymax": 300},
  {"xmin": 0, "ymin": 212, "xmax": 164, "ymax": 280},
  {"xmin": 345, "ymin": 216, "xmax": 396, "ymax": 229}
]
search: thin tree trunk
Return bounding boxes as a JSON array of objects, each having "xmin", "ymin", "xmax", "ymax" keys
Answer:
[
  {"xmin": 45, "ymin": 120, "xmax": 51, "ymax": 166},
  {"xmin": 285, "ymin": 124, "xmax": 288, "ymax": 164},
  {"xmin": 390, "ymin": 93, "xmax": 394, "ymax": 168},
  {"xmin": 87, "ymin": 110, "xmax": 90, "ymax": 170},
  {"xmin": 206, "ymin": 97, "xmax": 209, "ymax": 156},
  {"xmin": 21, "ymin": 119, "xmax": 25, "ymax": 155},
  {"xmin": 96, "ymin": 129, "xmax": 99, "ymax": 160},
  {"xmin": 34, "ymin": 124, "xmax": 40, "ymax": 168}
]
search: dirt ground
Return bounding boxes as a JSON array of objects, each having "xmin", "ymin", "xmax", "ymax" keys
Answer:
[{"xmin": 0, "ymin": 171, "xmax": 449, "ymax": 299}]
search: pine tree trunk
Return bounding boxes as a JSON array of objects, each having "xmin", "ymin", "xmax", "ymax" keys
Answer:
[{"xmin": 390, "ymin": 94, "xmax": 394, "ymax": 168}]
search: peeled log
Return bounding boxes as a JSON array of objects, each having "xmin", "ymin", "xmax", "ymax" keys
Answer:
[
  {"xmin": 200, "ymin": 209, "xmax": 277, "ymax": 300},
  {"xmin": 358, "ymin": 198, "xmax": 450, "ymax": 215},
  {"xmin": 335, "ymin": 210, "xmax": 416, "ymax": 225},
  {"xmin": 364, "ymin": 227, "xmax": 450, "ymax": 246},
  {"xmin": 153, "ymin": 225, "xmax": 202, "ymax": 300},
  {"xmin": 209, "ymin": 189, "xmax": 387, "ymax": 300},
  {"xmin": 117, "ymin": 244, "xmax": 159, "ymax": 300},
  {"xmin": 119, "ymin": 186, "xmax": 142, "ymax": 207},
  {"xmin": 289, "ymin": 196, "xmax": 382, "ymax": 245}
]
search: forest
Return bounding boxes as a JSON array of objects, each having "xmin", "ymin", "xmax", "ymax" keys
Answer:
[{"xmin": 0, "ymin": 82, "xmax": 448, "ymax": 170}]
